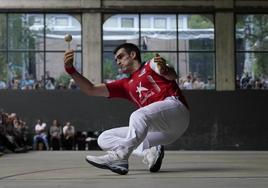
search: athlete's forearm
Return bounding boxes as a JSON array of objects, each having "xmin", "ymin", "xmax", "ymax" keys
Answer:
[
  {"xmin": 64, "ymin": 50, "xmax": 109, "ymax": 97},
  {"xmin": 70, "ymin": 71, "xmax": 95, "ymax": 93}
]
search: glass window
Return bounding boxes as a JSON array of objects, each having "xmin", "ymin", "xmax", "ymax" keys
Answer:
[
  {"xmin": 45, "ymin": 52, "xmax": 81, "ymax": 90},
  {"xmin": 0, "ymin": 13, "xmax": 82, "ymax": 90},
  {"xmin": 236, "ymin": 14, "xmax": 268, "ymax": 90},
  {"xmin": 0, "ymin": 14, "xmax": 7, "ymax": 50},
  {"xmin": 103, "ymin": 17, "xmax": 118, "ymax": 28},
  {"xmin": 179, "ymin": 14, "xmax": 214, "ymax": 51},
  {"xmin": 170, "ymin": 18, "xmax": 177, "ymax": 30},
  {"xmin": 179, "ymin": 52, "xmax": 215, "ymax": 90},
  {"xmin": 7, "ymin": 52, "xmax": 44, "ymax": 90},
  {"xmin": 154, "ymin": 18, "xmax": 167, "ymax": 29},
  {"xmin": 102, "ymin": 52, "xmax": 122, "ymax": 83},
  {"xmin": 0, "ymin": 52, "xmax": 7, "ymax": 89},
  {"xmin": 141, "ymin": 14, "xmax": 176, "ymax": 51},
  {"xmin": 103, "ymin": 14, "xmax": 139, "ymax": 52},
  {"xmin": 141, "ymin": 17, "xmax": 151, "ymax": 28},
  {"xmin": 46, "ymin": 14, "xmax": 81, "ymax": 51},
  {"xmin": 55, "ymin": 17, "xmax": 69, "ymax": 26},
  {"xmin": 121, "ymin": 18, "xmax": 134, "ymax": 28},
  {"xmin": 102, "ymin": 13, "xmax": 215, "ymax": 90},
  {"xmin": 8, "ymin": 14, "xmax": 44, "ymax": 51}
]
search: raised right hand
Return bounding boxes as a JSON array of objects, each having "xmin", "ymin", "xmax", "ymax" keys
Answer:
[{"xmin": 64, "ymin": 49, "xmax": 74, "ymax": 68}]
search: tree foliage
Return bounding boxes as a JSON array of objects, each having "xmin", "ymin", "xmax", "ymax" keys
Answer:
[{"xmin": 188, "ymin": 15, "xmax": 214, "ymax": 29}]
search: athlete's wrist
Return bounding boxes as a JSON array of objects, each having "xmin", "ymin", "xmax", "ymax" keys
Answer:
[{"xmin": 65, "ymin": 65, "xmax": 77, "ymax": 75}]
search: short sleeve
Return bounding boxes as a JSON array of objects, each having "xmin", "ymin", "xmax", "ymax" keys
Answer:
[{"xmin": 105, "ymin": 78, "xmax": 129, "ymax": 99}]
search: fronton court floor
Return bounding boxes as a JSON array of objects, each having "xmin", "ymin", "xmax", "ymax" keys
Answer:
[{"xmin": 0, "ymin": 151, "xmax": 268, "ymax": 188}]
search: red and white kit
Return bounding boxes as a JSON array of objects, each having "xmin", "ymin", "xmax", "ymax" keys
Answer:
[{"xmin": 98, "ymin": 60, "xmax": 190, "ymax": 157}]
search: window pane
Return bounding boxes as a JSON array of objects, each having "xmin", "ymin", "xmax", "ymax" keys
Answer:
[
  {"xmin": 179, "ymin": 14, "xmax": 214, "ymax": 51},
  {"xmin": 179, "ymin": 52, "xmax": 215, "ymax": 90},
  {"xmin": 8, "ymin": 14, "xmax": 44, "ymax": 50},
  {"xmin": 46, "ymin": 14, "xmax": 81, "ymax": 51},
  {"xmin": 103, "ymin": 17, "xmax": 118, "ymax": 28},
  {"xmin": 0, "ymin": 14, "xmax": 7, "ymax": 50},
  {"xmin": 141, "ymin": 17, "xmax": 150, "ymax": 28},
  {"xmin": 103, "ymin": 14, "xmax": 139, "ymax": 51},
  {"xmin": 46, "ymin": 52, "xmax": 81, "ymax": 89},
  {"xmin": 236, "ymin": 52, "xmax": 268, "ymax": 89},
  {"xmin": 141, "ymin": 14, "xmax": 176, "ymax": 51},
  {"xmin": 7, "ymin": 52, "xmax": 44, "ymax": 90},
  {"xmin": 0, "ymin": 52, "xmax": 7, "ymax": 89},
  {"xmin": 55, "ymin": 17, "xmax": 68, "ymax": 26},
  {"xmin": 102, "ymin": 52, "xmax": 124, "ymax": 83},
  {"xmin": 154, "ymin": 18, "xmax": 167, "ymax": 29},
  {"xmin": 236, "ymin": 15, "xmax": 268, "ymax": 51},
  {"xmin": 121, "ymin": 18, "xmax": 134, "ymax": 28}
]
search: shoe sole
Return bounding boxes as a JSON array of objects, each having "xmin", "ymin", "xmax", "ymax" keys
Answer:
[
  {"xmin": 85, "ymin": 158, "xmax": 128, "ymax": 175},
  {"xmin": 149, "ymin": 146, "xmax": 164, "ymax": 172}
]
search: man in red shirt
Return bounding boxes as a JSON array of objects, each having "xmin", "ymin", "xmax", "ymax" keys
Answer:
[{"xmin": 64, "ymin": 43, "xmax": 190, "ymax": 175}]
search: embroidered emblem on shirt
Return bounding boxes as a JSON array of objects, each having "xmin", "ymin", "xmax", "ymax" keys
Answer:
[{"xmin": 136, "ymin": 82, "xmax": 148, "ymax": 98}]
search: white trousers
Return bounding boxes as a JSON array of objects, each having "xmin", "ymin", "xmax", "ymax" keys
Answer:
[{"xmin": 97, "ymin": 96, "xmax": 190, "ymax": 158}]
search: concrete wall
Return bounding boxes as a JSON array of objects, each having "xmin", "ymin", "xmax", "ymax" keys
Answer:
[{"xmin": 0, "ymin": 90, "xmax": 267, "ymax": 150}]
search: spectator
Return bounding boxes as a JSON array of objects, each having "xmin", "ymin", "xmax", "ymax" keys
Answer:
[
  {"xmin": 45, "ymin": 79, "xmax": 56, "ymax": 90},
  {"xmin": 204, "ymin": 76, "xmax": 215, "ymax": 90},
  {"xmin": 62, "ymin": 121, "xmax": 75, "ymax": 150},
  {"xmin": 182, "ymin": 75, "xmax": 193, "ymax": 89},
  {"xmin": 192, "ymin": 75, "xmax": 205, "ymax": 89},
  {"xmin": 49, "ymin": 119, "xmax": 62, "ymax": 150},
  {"xmin": 76, "ymin": 131, "xmax": 87, "ymax": 150},
  {"xmin": 240, "ymin": 72, "xmax": 251, "ymax": 89},
  {"xmin": 13, "ymin": 118, "xmax": 31, "ymax": 151},
  {"xmin": 0, "ymin": 112, "xmax": 25, "ymax": 153},
  {"xmin": 33, "ymin": 119, "xmax": 49, "ymax": 150},
  {"xmin": 20, "ymin": 74, "xmax": 35, "ymax": 90},
  {"xmin": 68, "ymin": 79, "xmax": 78, "ymax": 89},
  {"xmin": 0, "ymin": 78, "xmax": 6, "ymax": 89}
]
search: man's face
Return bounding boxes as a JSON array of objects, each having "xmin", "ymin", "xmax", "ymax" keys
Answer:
[{"xmin": 114, "ymin": 48, "xmax": 135, "ymax": 73}]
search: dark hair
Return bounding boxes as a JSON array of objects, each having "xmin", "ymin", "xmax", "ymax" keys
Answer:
[{"xmin": 113, "ymin": 43, "xmax": 142, "ymax": 63}]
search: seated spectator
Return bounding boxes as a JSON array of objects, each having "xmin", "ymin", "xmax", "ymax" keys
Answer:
[
  {"xmin": 13, "ymin": 117, "xmax": 32, "ymax": 151},
  {"xmin": 86, "ymin": 130, "xmax": 101, "ymax": 150},
  {"xmin": 0, "ymin": 112, "xmax": 5, "ymax": 154},
  {"xmin": 76, "ymin": 131, "xmax": 87, "ymax": 150},
  {"xmin": 33, "ymin": 119, "xmax": 49, "ymax": 150},
  {"xmin": 49, "ymin": 119, "xmax": 61, "ymax": 150},
  {"xmin": 0, "ymin": 112, "xmax": 26, "ymax": 153},
  {"xmin": 62, "ymin": 122, "xmax": 75, "ymax": 150}
]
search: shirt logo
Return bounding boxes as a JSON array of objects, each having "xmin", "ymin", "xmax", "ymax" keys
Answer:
[{"xmin": 136, "ymin": 82, "xmax": 148, "ymax": 98}]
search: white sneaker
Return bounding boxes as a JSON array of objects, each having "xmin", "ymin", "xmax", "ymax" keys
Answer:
[
  {"xmin": 143, "ymin": 145, "xmax": 164, "ymax": 172},
  {"xmin": 85, "ymin": 151, "xmax": 129, "ymax": 175}
]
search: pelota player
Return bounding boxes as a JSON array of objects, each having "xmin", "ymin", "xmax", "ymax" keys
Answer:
[{"xmin": 64, "ymin": 43, "xmax": 190, "ymax": 175}]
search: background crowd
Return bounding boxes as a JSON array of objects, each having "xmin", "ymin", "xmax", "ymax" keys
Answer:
[
  {"xmin": 0, "ymin": 71, "xmax": 78, "ymax": 90},
  {"xmin": 0, "ymin": 109, "xmax": 101, "ymax": 157}
]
